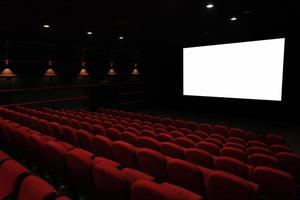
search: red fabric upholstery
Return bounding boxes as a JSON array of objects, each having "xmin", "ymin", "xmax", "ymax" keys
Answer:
[
  {"xmin": 221, "ymin": 147, "xmax": 248, "ymax": 163},
  {"xmin": 266, "ymin": 134, "xmax": 285, "ymax": 145},
  {"xmin": 0, "ymin": 160, "xmax": 29, "ymax": 199},
  {"xmin": 138, "ymin": 137, "xmax": 161, "ymax": 151},
  {"xmin": 197, "ymin": 142, "xmax": 220, "ymax": 156},
  {"xmin": 175, "ymin": 137, "xmax": 196, "ymax": 148},
  {"xmin": 229, "ymin": 128, "xmax": 246, "ymax": 139},
  {"xmin": 167, "ymin": 159, "xmax": 205, "ymax": 195},
  {"xmin": 248, "ymin": 153, "xmax": 279, "ymax": 168},
  {"xmin": 111, "ymin": 141, "xmax": 138, "ymax": 169},
  {"xmin": 276, "ymin": 152, "xmax": 300, "ymax": 182},
  {"xmin": 208, "ymin": 171, "xmax": 259, "ymax": 200},
  {"xmin": 76, "ymin": 130, "xmax": 94, "ymax": 152},
  {"xmin": 121, "ymin": 132, "xmax": 139, "ymax": 146},
  {"xmin": 93, "ymin": 135, "xmax": 113, "ymax": 159},
  {"xmin": 106, "ymin": 127, "xmax": 122, "ymax": 141},
  {"xmin": 252, "ymin": 166, "xmax": 295, "ymax": 200},
  {"xmin": 160, "ymin": 142, "xmax": 185, "ymax": 159},
  {"xmin": 17, "ymin": 176, "xmax": 57, "ymax": 200},
  {"xmin": 137, "ymin": 148, "xmax": 167, "ymax": 181},
  {"xmin": 185, "ymin": 148, "xmax": 214, "ymax": 169},
  {"xmin": 93, "ymin": 163, "xmax": 129, "ymax": 200},
  {"xmin": 157, "ymin": 133, "xmax": 175, "ymax": 143},
  {"xmin": 215, "ymin": 156, "xmax": 250, "ymax": 179}
]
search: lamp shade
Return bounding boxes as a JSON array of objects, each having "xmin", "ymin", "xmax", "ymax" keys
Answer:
[
  {"xmin": 132, "ymin": 68, "xmax": 140, "ymax": 75},
  {"xmin": 0, "ymin": 68, "xmax": 16, "ymax": 77},
  {"xmin": 44, "ymin": 68, "xmax": 56, "ymax": 76},
  {"xmin": 79, "ymin": 68, "xmax": 89, "ymax": 76},
  {"xmin": 107, "ymin": 68, "xmax": 117, "ymax": 75}
]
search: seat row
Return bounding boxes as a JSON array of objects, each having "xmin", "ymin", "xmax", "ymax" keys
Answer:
[
  {"xmin": 2, "ymin": 107, "xmax": 300, "ymax": 183},
  {"xmin": 0, "ymin": 113, "xmax": 297, "ymax": 200},
  {"xmin": 0, "ymin": 150, "xmax": 70, "ymax": 200},
  {"xmin": 8, "ymin": 107, "xmax": 296, "ymax": 167}
]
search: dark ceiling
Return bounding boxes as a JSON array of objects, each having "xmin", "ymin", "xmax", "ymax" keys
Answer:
[{"xmin": 0, "ymin": 0, "xmax": 293, "ymax": 64}]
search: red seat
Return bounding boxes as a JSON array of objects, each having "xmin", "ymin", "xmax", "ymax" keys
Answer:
[
  {"xmin": 167, "ymin": 159, "xmax": 205, "ymax": 195},
  {"xmin": 49, "ymin": 122, "xmax": 64, "ymax": 141},
  {"xmin": 69, "ymin": 119, "xmax": 80, "ymax": 129},
  {"xmin": 125, "ymin": 127, "xmax": 140, "ymax": 136},
  {"xmin": 227, "ymin": 137, "xmax": 246, "ymax": 145},
  {"xmin": 106, "ymin": 128, "xmax": 122, "ymax": 141},
  {"xmin": 270, "ymin": 145, "xmax": 293, "ymax": 154},
  {"xmin": 27, "ymin": 134, "xmax": 48, "ymax": 167},
  {"xmin": 214, "ymin": 125, "xmax": 229, "ymax": 138},
  {"xmin": 178, "ymin": 128, "xmax": 193, "ymax": 135},
  {"xmin": 186, "ymin": 135, "xmax": 202, "ymax": 143},
  {"xmin": 248, "ymin": 146, "xmax": 272, "ymax": 156},
  {"xmin": 0, "ymin": 151, "xmax": 10, "ymax": 164},
  {"xmin": 198, "ymin": 123, "xmax": 213, "ymax": 134},
  {"xmin": 185, "ymin": 121, "xmax": 200, "ymax": 131},
  {"xmin": 208, "ymin": 134, "xmax": 226, "ymax": 143},
  {"xmin": 175, "ymin": 137, "xmax": 196, "ymax": 148},
  {"xmin": 17, "ymin": 175, "xmax": 58, "ymax": 200},
  {"xmin": 132, "ymin": 180, "xmax": 203, "ymax": 200},
  {"xmin": 221, "ymin": 147, "xmax": 248, "ymax": 163},
  {"xmin": 79, "ymin": 121, "xmax": 93, "ymax": 133},
  {"xmin": 276, "ymin": 152, "xmax": 300, "ymax": 182},
  {"xmin": 65, "ymin": 148, "xmax": 95, "ymax": 191},
  {"xmin": 121, "ymin": 132, "xmax": 139, "ymax": 146},
  {"xmin": 114, "ymin": 123, "xmax": 126, "ymax": 132},
  {"xmin": 140, "ymin": 130, "xmax": 157, "ymax": 139},
  {"xmin": 197, "ymin": 141, "xmax": 220, "ymax": 156},
  {"xmin": 174, "ymin": 119, "xmax": 186, "ymax": 128},
  {"xmin": 215, "ymin": 157, "xmax": 250, "ymax": 179},
  {"xmin": 252, "ymin": 166, "xmax": 296, "ymax": 200},
  {"xmin": 91, "ymin": 124, "xmax": 106, "ymax": 136},
  {"xmin": 137, "ymin": 148, "xmax": 167, "ymax": 181},
  {"xmin": 93, "ymin": 135, "xmax": 113, "ymax": 159},
  {"xmin": 169, "ymin": 131, "xmax": 185, "ymax": 138},
  {"xmin": 157, "ymin": 133, "xmax": 175, "ymax": 143},
  {"xmin": 193, "ymin": 130, "xmax": 208, "ymax": 139},
  {"xmin": 166, "ymin": 125, "xmax": 177, "ymax": 132},
  {"xmin": 43, "ymin": 141, "xmax": 71, "ymax": 182},
  {"xmin": 229, "ymin": 128, "xmax": 246, "ymax": 139},
  {"xmin": 93, "ymin": 163, "xmax": 129, "ymax": 200},
  {"xmin": 61, "ymin": 126, "xmax": 78, "ymax": 145},
  {"xmin": 266, "ymin": 134, "xmax": 285, "ymax": 145},
  {"xmin": 160, "ymin": 142, "xmax": 185, "ymax": 159},
  {"xmin": 184, "ymin": 148, "xmax": 214, "ymax": 169},
  {"xmin": 138, "ymin": 137, "xmax": 161, "ymax": 152},
  {"xmin": 111, "ymin": 141, "xmax": 138, "ymax": 169},
  {"xmin": 248, "ymin": 153, "xmax": 279, "ymax": 168},
  {"xmin": 208, "ymin": 171, "xmax": 259, "ymax": 200},
  {"xmin": 223, "ymin": 142, "xmax": 246, "ymax": 151},
  {"xmin": 203, "ymin": 138, "xmax": 223, "ymax": 149},
  {"xmin": 131, "ymin": 123, "xmax": 143, "ymax": 130},
  {"xmin": 121, "ymin": 168, "xmax": 154, "ymax": 184},
  {"xmin": 0, "ymin": 160, "xmax": 29, "ymax": 199},
  {"xmin": 76, "ymin": 130, "xmax": 94, "ymax": 152},
  {"xmin": 103, "ymin": 120, "xmax": 113, "ymax": 129}
]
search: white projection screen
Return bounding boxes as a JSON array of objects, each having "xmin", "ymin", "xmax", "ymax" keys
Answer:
[{"xmin": 183, "ymin": 38, "xmax": 285, "ymax": 101}]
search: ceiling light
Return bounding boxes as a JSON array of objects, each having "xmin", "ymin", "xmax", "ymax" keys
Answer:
[
  {"xmin": 206, "ymin": 3, "xmax": 214, "ymax": 8},
  {"xmin": 119, "ymin": 36, "xmax": 124, "ymax": 40},
  {"xmin": 87, "ymin": 31, "xmax": 93, "ymax": 35},
  {"xmin": 43, "ymin": 24, "xmax": 50, "ymax": 28},
  {"xmin": 230, "ymin": 17, "xmax": 237, "ymax": 21}
]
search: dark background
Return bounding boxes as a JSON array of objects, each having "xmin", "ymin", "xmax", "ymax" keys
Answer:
[{"xmin": 0, "ymin": 0, "xmax": 298, "ymax": 125}]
